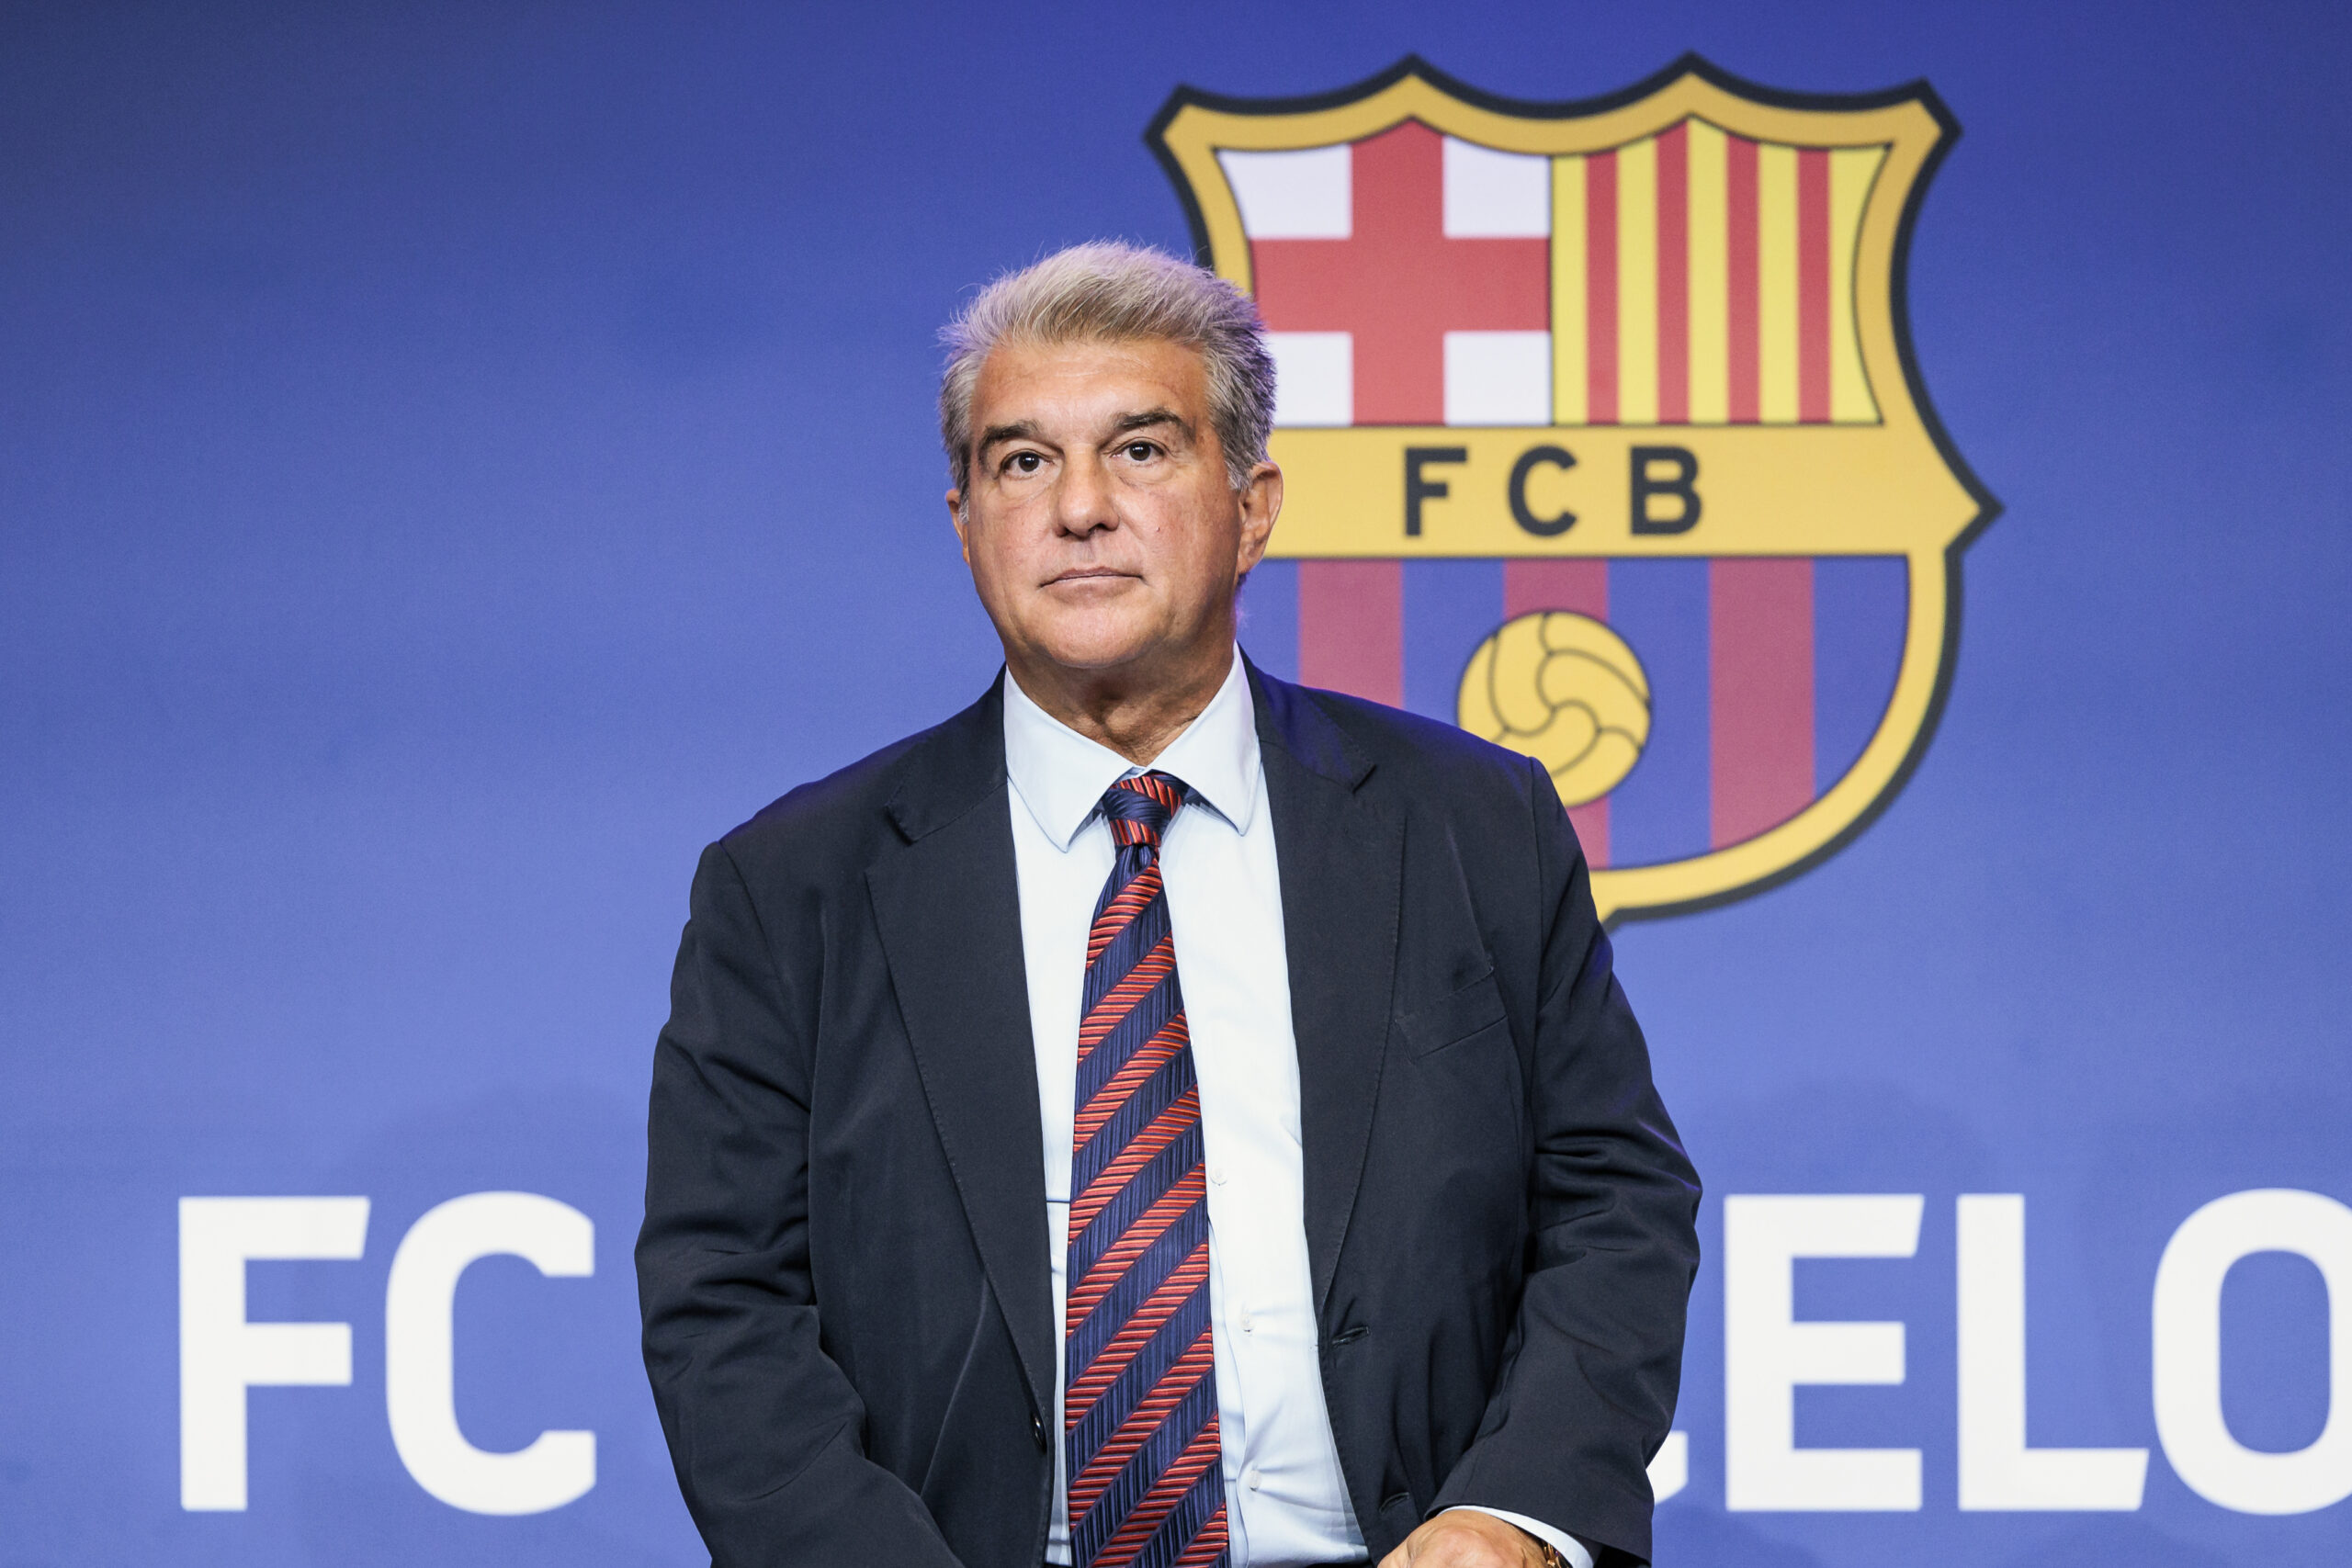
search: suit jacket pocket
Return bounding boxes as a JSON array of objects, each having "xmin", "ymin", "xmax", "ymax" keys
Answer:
[{"xmin": 1396, "ymin": 968, "xmax": 1508, "ymax": 1058}]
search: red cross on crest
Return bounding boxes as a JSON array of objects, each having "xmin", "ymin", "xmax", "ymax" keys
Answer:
[{"xmin": 1249, "ymin": 122, "xmax": 1549, "ymax": 423}]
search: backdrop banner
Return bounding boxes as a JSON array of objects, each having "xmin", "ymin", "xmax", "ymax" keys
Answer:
[{"xmin": 3, "ymin": 6, "xmax": 2348, "ymax": 1567}]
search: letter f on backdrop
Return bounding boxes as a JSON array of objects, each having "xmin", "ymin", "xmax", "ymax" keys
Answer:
[{"xmin": 179, "ymin": 1197, "xmax": 370, "ymax": 1510}]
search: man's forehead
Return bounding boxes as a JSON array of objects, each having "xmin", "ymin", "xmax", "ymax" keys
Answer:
[{"xmin": 972, "ymin": 334, "xmax": 1207, "ymax": 416}]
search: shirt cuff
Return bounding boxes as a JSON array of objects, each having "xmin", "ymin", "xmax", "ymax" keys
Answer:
[{"xmin": 1442, "ymin": 1506, "xmax": 1595, "ymax": 1568}]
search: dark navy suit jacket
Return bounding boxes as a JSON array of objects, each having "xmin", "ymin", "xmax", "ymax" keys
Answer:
[{"xmin": 636, "ymin": 663, "xmax": 1701, "ymax": 1567}]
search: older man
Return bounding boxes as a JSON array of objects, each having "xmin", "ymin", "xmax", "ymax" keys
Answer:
[{"xmin": 637, "ymin": 243, "xmax": 1700, "ymax": 1568}]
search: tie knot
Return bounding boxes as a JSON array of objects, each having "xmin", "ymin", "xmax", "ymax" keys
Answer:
[{"xmin": 1099, "ymin": 772, "xmax": 1183, "ymax": 848}]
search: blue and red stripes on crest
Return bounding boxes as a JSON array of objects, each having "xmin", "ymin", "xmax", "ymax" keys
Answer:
[{"xmin": 1238, "ymin": 556, "xmax": 1906, "ymax": 868}]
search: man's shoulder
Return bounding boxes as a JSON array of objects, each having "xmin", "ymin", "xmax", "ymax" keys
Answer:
[
  {"xmin": 710, "ymin": 684, "xmax": 1001, "ymax": 883},
  {"xmin": 723, "ymin": 729, "xmax": 925, "ymax": 848},
  {"xmin": 1263, "ymin": 673, "xmax": 1543, "ymax": 814}
]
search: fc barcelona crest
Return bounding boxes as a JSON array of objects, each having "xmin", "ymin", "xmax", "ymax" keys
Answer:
[{"xmin": 1148, "ymin": 55, "xmax": 1997, "ymax": 922}]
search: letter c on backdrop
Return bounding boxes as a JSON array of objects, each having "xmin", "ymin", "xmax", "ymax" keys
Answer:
[{"xmin": 384, "ymin": 1191, "xmax": 596, "ymax": 1515}]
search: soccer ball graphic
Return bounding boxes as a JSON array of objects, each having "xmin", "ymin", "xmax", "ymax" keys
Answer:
[{"xmin": 1456, "ymin": 611, "xmax": 1651, "ymax": 806}]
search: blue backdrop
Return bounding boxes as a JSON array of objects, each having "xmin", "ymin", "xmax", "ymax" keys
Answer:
[{"xmin": 4, "ymin": 3, "xmax": 2348, "ymax": 1564}]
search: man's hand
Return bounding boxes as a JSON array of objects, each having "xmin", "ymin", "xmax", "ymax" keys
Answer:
[{"xmin": 1377, "ymin": 1509, "xmax": 1554, "ymax": 1567}]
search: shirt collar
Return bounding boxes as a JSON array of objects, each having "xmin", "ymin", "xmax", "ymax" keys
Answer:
[{"xmin": 1001, "ymin": 649, "xmax": 1261, "ymax": 852}]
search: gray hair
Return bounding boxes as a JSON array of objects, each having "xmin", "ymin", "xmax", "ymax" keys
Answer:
[{"xmin": 939, "ymin": 241, "xmax": 1276, "ymax": 494}]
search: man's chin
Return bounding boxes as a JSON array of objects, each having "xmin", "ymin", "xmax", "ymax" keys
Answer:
[
  {"xmin": 1011, "ymin": 605, "xmax": 1238, "ymax": 686},
  {"xmin": 1023, "ymin": 634, "xmax": 1159, "ymax": 676}
]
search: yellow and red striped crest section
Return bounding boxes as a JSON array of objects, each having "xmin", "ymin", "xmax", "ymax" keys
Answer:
[{"xmin": 1552, "ymin": 121, "xmax": 1883, "ymax": 428}]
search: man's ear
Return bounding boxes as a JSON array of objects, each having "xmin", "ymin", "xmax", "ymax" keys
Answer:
[
  {"xmin": 1234, "ymin": 460, "xmax": 1283, "ymax": 576},
  {"xmin": 945, "ymin": 488, "xmax": 971, "ymax": 565}
]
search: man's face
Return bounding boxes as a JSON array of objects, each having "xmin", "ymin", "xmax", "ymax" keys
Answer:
[{"xmin": 947, "ymin": 335, "xmax": 1279, "ymax": 685}]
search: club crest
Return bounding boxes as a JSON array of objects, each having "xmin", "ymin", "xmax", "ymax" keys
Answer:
[{"xmin": 1148, "ymin": 55, "xmax": 1996, "ymax": 921}]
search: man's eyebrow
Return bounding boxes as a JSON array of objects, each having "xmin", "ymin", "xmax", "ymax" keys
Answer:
[
  {"xmin": 977, "ymin": 420, "xmax": 1044, "ymax": 454},
  {"xmin": 1108, "ymin": 408, "xmax": 1193, "ymax": 441}
]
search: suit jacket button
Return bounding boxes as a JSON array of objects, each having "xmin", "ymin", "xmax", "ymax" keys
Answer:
[{"xmin": 1031, "ymin": 1412, "xmax": 1047, "ymax": 1450}]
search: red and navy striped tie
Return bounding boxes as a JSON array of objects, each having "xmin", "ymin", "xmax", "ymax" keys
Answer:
[{"xmin": 1065, "ymin": 772, "xmax": 1229, "ymax": 1568}]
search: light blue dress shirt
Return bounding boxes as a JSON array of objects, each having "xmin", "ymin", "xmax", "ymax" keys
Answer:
[{"xmin": 1004, "ymin": 652, "xmax": 1589, "ymax": 1568}]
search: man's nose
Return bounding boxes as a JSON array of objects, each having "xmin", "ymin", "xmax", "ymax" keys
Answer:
[{"xmin": 1053, "ymin": 452, "xmax": 1118, "ymax": 536}]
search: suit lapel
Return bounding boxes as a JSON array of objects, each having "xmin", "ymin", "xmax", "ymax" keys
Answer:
[
  {"xmin": 863, "ymin": 664, "xmax": 1406, "ymax": 1399},
  {"xmin": 865, "ymin": 678, "xmax": 1056, "ymax": 1416},
  {"xmin": 1250, "ymin": 662, "xmax": 1405, "ymax": 1315}
]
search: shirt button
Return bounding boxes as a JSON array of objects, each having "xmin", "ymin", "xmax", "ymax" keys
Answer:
[
  {"xmin": 1243, "ymin": 1466, "xmax": 1262, "ymax": 1492},
  {"xmin": 1209, "ymin": 1166, "xmax": 1228, "ymax": 1186},
  {"xmin": 1238, "ymin": 1310, "xmax": 1255, "ymax": 1333}
]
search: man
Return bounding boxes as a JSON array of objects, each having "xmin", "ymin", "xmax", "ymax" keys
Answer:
[{"xmin": 637, "ymin": 243, "xmax": 1700, "ymax": 1568}]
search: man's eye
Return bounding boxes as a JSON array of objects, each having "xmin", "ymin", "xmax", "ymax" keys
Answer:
[
  {"xmin": 1004, "ymin": 451, "xmax": 1044, "ymax": 475},
  {"xmin": 1122, "ymin": 441, "xmax": 1159, "ymax": 462}
]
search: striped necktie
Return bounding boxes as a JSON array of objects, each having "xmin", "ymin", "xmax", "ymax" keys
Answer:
[{"xmin": 1064, "ymin": 772, "xmax": 1229, "ymax": 1568}]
